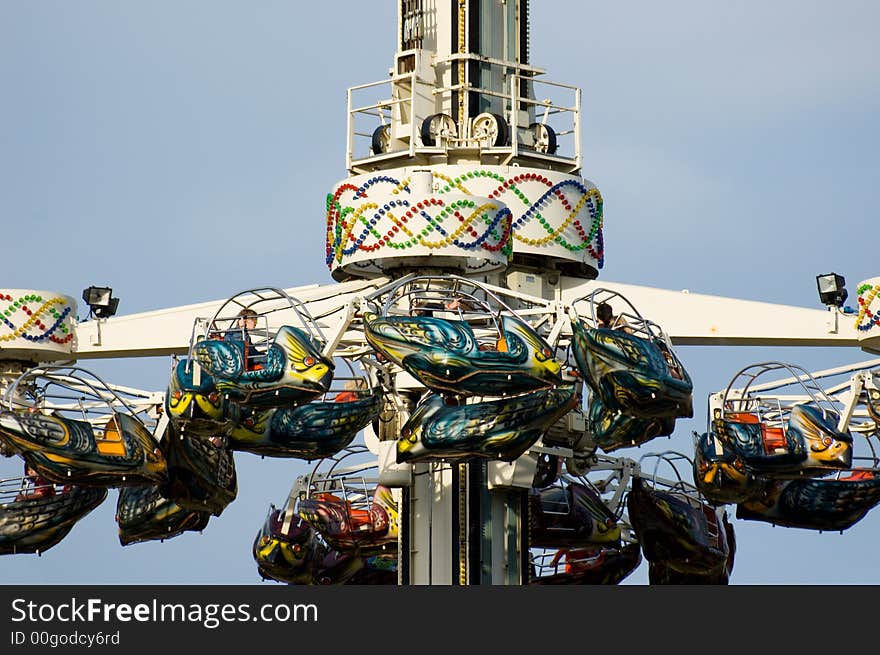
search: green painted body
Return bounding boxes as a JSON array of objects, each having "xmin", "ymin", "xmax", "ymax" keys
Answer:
[
  {"xmin": 397, "ymin": 385, "xmax": 577, "ymax": 463},
  {"xmin": 0, "ymin": 485, "xmax": 106, "ymax": 555},
  {"xmin": 116, "ymin": 485, "xmax": 210, "ymax": 547},
  {"xmin": 571, "ymin": 320, "xmax": 693, "ymax": 420},
  {"xmin": 228, "ymin": 390, "xmax": 382, "ymax": 460},
  {"xmin": 0, "ymin": 411, "xmax": 167, "ymax": 487}
]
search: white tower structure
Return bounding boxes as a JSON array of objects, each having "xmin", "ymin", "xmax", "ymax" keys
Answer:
[{"xmin": 330, "ymin": 0, "xmax": 601, "ymax": 285}]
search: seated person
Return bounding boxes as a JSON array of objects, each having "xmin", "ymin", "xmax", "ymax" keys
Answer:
[
  {"xmin": 442, "ymin": 296, "xmax": 479, "ymax": 318},
  {"xmin": 15, "ymin": 463, "xmax": 56, "ymax": 501},
  {"xmin": 595, "ymin": 302, "xmax": 634, "ymax": 334},
  {"xmin": 657, "ymin": 342, "xmax": 683, "ymax": 379},
  {"xmin": 444, "ymin": 297, "xmax": 473, "ymax": 312},
  {"xmin": 224, "ymin": 308, "xmax": 266, "ymax": 371}
]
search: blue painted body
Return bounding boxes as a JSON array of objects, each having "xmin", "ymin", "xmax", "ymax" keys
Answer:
[
  {"xmin": 397, "ymin": 385, "xmax": 577, "ymax": 463},
  {"xmin": 571, "ymin": 320, "xmax": 693, "ymax": 420},
  {"xmin": 364, "ymin": 313, "xmax": 562, "ymax": 397},
  {"xmin": 228, "ymin": 390, "xmax": 382, "ymax": 460},
  {"xmin": 194, "ymin": 325, "xmax": 334, "ymax": 408}
]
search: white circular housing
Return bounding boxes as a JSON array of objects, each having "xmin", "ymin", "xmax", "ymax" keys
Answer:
[
  {"xmin": 0, "ymin": 289, "xmax": 78, "ymax": 362},
  {"xmin": 856, "ymin": 277, "xmax": 880, "ymax": 354},
  {"xmin": 326, "ymin": 164, "xmax": 603, "ymax": 280},
  {"xmin": 326, "ymin": 168, "xmax": 513, "ymax": 280}
]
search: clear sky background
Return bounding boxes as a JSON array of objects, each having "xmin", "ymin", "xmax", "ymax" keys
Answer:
[{"xmin": 1, "ymin": 1, "xmax": 878, "ymax": 585}]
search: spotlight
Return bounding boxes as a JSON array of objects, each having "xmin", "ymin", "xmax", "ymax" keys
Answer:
[
  {"xmin": 816, "ymin": 273, "xmax": 848, "ymax": 308},
  {"xmin": 82, "ymin": 286, "xmax": 119, "ymax": 319}
]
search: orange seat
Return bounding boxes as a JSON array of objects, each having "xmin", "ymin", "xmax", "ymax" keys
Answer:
[
  {"xmin": 562, "ymin": 548, "xmax": 601, "ymax": 574},
  {"xmin": 97, "ymin": 417, "xmax": 127, "ymax": 456},
  {"xmin": 347, "ymin": 509, "xmax": 372, "ymax": 529},
  {"xmin": 760, "ymin": 425, "xmax": 786, "ymax": 455},
  {"xmin": 841, "ymin": 469, "xmax": 875, "ymax": 482},
  {"xmin": 726, "ymin": 412, "xmax": 760, "ymax": 424},
  {"xmin": 243, "ymin": 342, "xmax": 264, "ymax": 372}
]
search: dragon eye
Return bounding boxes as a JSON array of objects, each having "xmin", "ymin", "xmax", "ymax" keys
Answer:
[
  {"xmin": 822, "ymin": 437, "xmax": 833, "ymax": 447},
  {"xmin": 303, "ymin": 356, "xmax": 316, "ymax": 367}
]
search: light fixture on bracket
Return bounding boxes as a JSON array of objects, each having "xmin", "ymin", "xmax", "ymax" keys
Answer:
[
  {"xmin": 816, "ymin": 273, "xmax": 848, "ymax": 309},
  {"xmin": 82, "ymin": 286, "xmax": 119, "ymax": 319}
]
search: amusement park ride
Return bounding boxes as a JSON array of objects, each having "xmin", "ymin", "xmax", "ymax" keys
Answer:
[{"xmin": 2, "ymin": 1, "xmax": 880, "ymax": 585}]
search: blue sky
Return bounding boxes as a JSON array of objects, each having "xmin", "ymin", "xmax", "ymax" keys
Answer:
[{"xmin": 1, "ymin": 1, "xmax": 879, "ymax": 584}]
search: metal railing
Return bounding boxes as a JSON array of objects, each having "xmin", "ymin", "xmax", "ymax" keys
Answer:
[{"xmin": 346, "ymin": 52, "xmax": 582, "ymax": 171}]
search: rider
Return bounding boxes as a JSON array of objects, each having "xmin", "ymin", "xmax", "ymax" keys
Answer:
[
  {"xmin": 596, "ymin": 302, "xmax": 633, "ymax": 333},
  {"xmin": 224, "ymin": 308, "xmax": 265, "ymax": 371},
  {"xmin": 16, "ymin": 463, "xmax": 56, "ymax": 501}
]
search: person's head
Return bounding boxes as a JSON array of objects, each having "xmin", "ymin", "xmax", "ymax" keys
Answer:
[
  {"xmin": 596, "ymin": 302, "xmax": 613, "ymax": 326},
  {"xmin": 237, "ymin": 308, "xmax": 258, "ymax": 330}
]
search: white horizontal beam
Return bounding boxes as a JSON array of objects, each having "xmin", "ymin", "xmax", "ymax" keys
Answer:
[
  {"xmin": 74, "ymin": 278, "xmax": 384, "ymax": 359},
  {"xmin": 73, "ymin": 275, "xmax": 863, "ymax": 362},
  {"xmin": 559, "ymin": 277, "xmax": 861, "ymax": 348}
]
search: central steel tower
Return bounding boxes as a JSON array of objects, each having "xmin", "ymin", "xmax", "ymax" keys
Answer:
[{"xmin": 325, "ymin": 1, "xmax": 604, "ymax": 584}]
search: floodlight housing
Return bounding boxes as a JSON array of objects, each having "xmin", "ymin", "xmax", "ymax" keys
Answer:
[
  {"xmin": 816, "ymin": 273, "xmax": 848, "ymax": 308},
  {"xmin": 82, "ymin": 286, "xmax": 119, "ymax": 319}
]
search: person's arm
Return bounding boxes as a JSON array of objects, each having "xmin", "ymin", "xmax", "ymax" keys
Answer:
[{"xmin": 614, "ymin": 315, "xmax": 635, "ymax": 334}]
